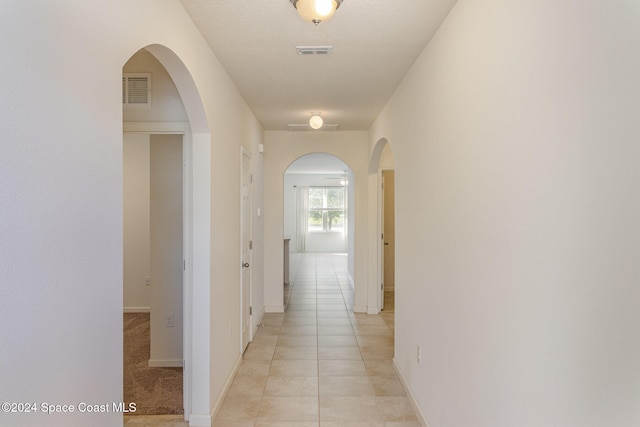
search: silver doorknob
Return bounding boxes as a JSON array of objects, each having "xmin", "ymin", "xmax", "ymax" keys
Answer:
[{"xmin": 243, "ymin": 262, "xmax": 250, "ymax": 268}]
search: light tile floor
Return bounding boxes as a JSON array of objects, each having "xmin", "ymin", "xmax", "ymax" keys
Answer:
[{"xmin": 126, "ymin": 253, "xmax": 414, "ymax": 427}]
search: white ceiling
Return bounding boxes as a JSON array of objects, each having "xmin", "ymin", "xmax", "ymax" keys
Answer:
[{"xmin": 180, "ymin": 0, "xmax": 457, "ymax": 131}]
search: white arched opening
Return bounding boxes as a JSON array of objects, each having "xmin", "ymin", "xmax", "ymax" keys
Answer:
[
  {"xmin": 283, "ymin": 153, "xmax": 356, "ymax": 308},
  {"xmin": 122, "ymin": 44, "xmax": 211, "ymax": 423},
  {"xmin": 367, "ymin": 138, "xmax": 395, "ymax": 314}
]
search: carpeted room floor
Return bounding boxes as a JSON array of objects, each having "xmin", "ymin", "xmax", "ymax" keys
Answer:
[{"xmin": 123, "ymin": 313, "xmax": 183, "ymax": 416}]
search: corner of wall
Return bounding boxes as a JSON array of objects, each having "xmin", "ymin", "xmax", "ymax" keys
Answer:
[
  {"xmin": 265, "ymin": 305, "xmax": 285, "ymax": 313},
  {"xmin": 210, "ymin": 354, "xmax": 243, "ymax": 423},
  {"xmin": 186, "ymin": 414, "xmax": 212, "ymax": 427}
]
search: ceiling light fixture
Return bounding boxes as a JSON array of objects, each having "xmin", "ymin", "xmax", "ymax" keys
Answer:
[
  {"xmin": 290, "ymin": 0, "xmax": 343, "ymax": 25},
  {"xmin": 309, "ymin": 113, "xmax": 324, "ymax": 129}
]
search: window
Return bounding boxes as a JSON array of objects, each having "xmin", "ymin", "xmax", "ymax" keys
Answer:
[{"xmin": 308, "ymin": 187, "xmax": 345, "ymax": 232}]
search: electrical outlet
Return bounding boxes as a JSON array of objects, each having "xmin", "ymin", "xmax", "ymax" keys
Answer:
[
  {"xmin": 228, "ymin": 324, "xmax": 232, "ymax": 339},
  {"xmin": 165, "ymin": 313, "xmax": 174, "ymax": 327},
  {"xmin": 417, "ymin": 345, "xmax": 422, "ymax": 364},
  {"xmin": 145, "ymin": 277, "xmax": 151, "ymax": 286}
]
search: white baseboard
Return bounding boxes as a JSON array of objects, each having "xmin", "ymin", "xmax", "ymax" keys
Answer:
[
  {"xmin": 354, "ymin": 305, "xmax": 368, "ymax": 314},
  {"xmin": 393, "ymin": 358, "xmax": 431, "ymax": 427},
  {"xmin": 148, "ymin": 359, "xmax": 183, "ymax": 367},
  {"xmin": 187, "ymin": 413, "xmax": 212, "ymax": 427},
  {"xmin": 252, "ymin": 306, "xmax": 266, "ymax": 334},
  {"xmin": 123, "ymin": 306, "xmax": 151, "ymax": 313},
  {"xmin": 211, "ymin": 354, "xmax": 242, "ymax": 422},
  {"xmin": 265, "ymin": 305, "xmax": 285, "ymax": 313}
]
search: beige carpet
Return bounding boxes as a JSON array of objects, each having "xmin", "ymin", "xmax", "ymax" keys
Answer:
[{"xmin": 123, "ymin": 313, "xmax": 183, "ymax": 415}]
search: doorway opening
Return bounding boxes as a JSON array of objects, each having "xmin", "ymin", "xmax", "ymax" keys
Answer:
[
  {"xmin": 123, "ymin": 132, "xmax": 185, "ymax": 415},
  {"xmin": 283, "ymin": 153, "xmax": 355, "ymax": 308},
  {"xmin": 121, "ymin": 44, "xmax": 212, "ymax": 422},
  {"xmin": 368, "ymin": 138, "xmax": 395, "ymax": 319}
]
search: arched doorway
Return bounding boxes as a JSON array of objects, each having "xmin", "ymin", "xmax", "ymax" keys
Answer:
[
  {"xmin": 368, "ymin": 138, "xmax": 395, "ymax": 319},
  {"xmin": 122, "ymin": 45, "xmax": 211, "ymax": 422}
]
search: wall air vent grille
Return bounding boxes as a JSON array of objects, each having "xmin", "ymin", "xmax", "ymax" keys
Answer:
[
  {"xmin": 296, "ymin": 46, "xmax": 333, "ymax": 55},
  {"xmin": 122, "ymin": 73, "xmax": 151, "ymax": 106}
]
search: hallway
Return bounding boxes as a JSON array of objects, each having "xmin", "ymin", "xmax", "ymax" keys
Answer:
[{"xmin": 125, "ymin": 252, "xmax": 416, "ymax": 426}]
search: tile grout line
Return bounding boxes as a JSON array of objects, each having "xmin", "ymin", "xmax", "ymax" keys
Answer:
[{"xmin": 315, "ymin": 254, "xmax": 321, "ymax": 426}]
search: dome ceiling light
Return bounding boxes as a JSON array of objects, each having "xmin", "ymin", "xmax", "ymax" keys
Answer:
[
  {"xmin": 290, "ymin": 0, "xmax": 343, "ymax": 25},
  {"xmin": 309, "ymin": 113, "xmax": 324, "ymax": 129}
]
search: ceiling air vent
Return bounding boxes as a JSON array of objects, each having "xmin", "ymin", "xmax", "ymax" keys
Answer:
[
  {"xmin": 296, "ymin": 46, "xmax": 333, "ymax": 55},
  {"xmin": 122, "ymin": 73, "xmax": 151, "ymax": 106}
]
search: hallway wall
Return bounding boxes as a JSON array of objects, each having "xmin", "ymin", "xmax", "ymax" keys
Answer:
[
  {"xmin": 0, "ymin": 1, "xmax": 263, "ymax": 426},
  {"xmin": 263, "ymin": 131, "xmax": 369, "ymax": 313},
  {"xmin": 370, "ymin": 0, "xmax": 640, "ymax": 426},
  {"xmin": 149, "ymin": 134, "xmax": 184, "ymax": 366},
  {"xmin": 124, "ymin": 132, "xmax": 152, "ymax": 311}
]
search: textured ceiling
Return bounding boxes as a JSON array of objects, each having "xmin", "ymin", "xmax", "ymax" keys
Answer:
[{"xmin": 180, "ymin": 0, "xmax": 457, "ymax": 131}]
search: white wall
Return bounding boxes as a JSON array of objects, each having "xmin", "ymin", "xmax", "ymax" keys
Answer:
[
  {"xmin": 263, "ymin": 131, "xmax": 369, "ymax": 312},
  {"xmin": 149, "ymin": 134, "xmax": 183, "ymax": 366},
  {"xmin": 0, "ymin": 2, "xmax": 263, "ymax": 426},
  {"xmin": 370, "ymin": 1, "xmax": 640, "ymax": 426},
  {"xmin": 250, "ymin": 145, "xmax": 266, "ymax": 336},
  {"xmin": 123, "ymin": 133, "xmax": 184, "ymax": 365},
  {"xmin": 209, "ymin": 106, "xmax": 263, "ymax": 418},
  {"xmin": 283, "ymin": 174, "xmax": 297, "ymax": 245},
  {"xmin": 346, "ymin": 168, "xmax": 356, "ymax": 276},
  {"xmin": 123, "ymin": 133, "xmax": 151, "ymax": 311}
]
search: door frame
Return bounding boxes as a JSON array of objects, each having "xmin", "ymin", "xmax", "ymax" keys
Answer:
[
  {"xmin": 380, "ymin": 169, "xmax": 395, "ymax": 311},
  {"xmin": 123, "ymin": 121, "xmax": 192, "ymax": 419}
]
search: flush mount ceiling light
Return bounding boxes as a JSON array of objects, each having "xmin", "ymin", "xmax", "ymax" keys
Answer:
[
  {"xmin": 309, "ymin": 113, "xmax": 324, "ymax": 129},
  {"xmin": 290, "ymin": 0, "xmax": 343, "ymax": 25}
]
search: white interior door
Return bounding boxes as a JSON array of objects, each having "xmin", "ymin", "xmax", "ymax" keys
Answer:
[
  {"xmin": 380, "ymin": 170, "xmax": 395, "ymax": 310},
  {"xmin": 379, "ymin": 172, "xmax": 385, "ymax": 311},
  {"xmin": 383, "ymin": 170, "xmax": 395, "ymax": 293},
  {"xmin": 241, "ymin": 148, "xmax": 252, "ymax": 352}
]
